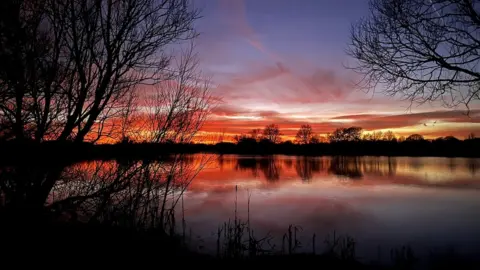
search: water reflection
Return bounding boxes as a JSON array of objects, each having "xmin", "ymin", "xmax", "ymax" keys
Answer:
[
  {"xmin": 295, "ymin": 157, "xmax": 325, "ymax": 181},
  {"xmin": 328, "ymin": 156, "xmax": 363, "ymax": 179},
  {"xmin": 258, "ymin": 157, "xmax": 281, "ymax": 182},
  {"xmin": 1, "ymin": 155, "xmax": 479, "ymax": 260},
  {"xmin": 468, "ymin": 158, "xmax": 479, "ymax": 175},
  {"xmin": 0, "ymin": 155, "xmax": 212, "ymax": 232},
  {"xmin": 213, "ymin": 156, "xmax": 478, "ymax": 188},
  {"xmin": 183, "ymin": 155, "xmax": 480, "ymax": 259}
]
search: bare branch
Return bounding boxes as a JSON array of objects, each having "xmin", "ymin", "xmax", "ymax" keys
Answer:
[{"xmin": 347, "ymin": 0, "xmax": 480, "ymax": 110}]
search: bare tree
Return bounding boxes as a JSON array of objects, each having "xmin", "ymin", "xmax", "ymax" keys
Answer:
[
  {"xmin": 0, "ymin": 0, "xmax": 56, "ymax": 141},
  {"xmin": 348, "ymin": 0, "xmax": 480, "ymax": 110},
  {"xmin": 218, "ymin": 128, "xmax": 226, "ymax": 143},
  {"xmin": 362, "ymin": 133, "xmax": 373, "ymax": 141},
  {"xmin": 383, "ymin": 130, "xmax": 396, "ymax": 141},
  {"xmin": 295, "ymin": 124, "xmax": 314, "ymax": 144},
  {"xmin": 262, "ymin": 124, "xmax": 281, "ymax": 143},
  {"xmin": 371, "ymin": 131, "xmax": 384, "ymax": 141},
  {"xmin": 248, "ymin": 128, "xmax": 262, "ymax": 141},
  {"xmin": 233, "ymin": 134, "xmax": 248, "ymax": 143},
  {"xmin": 309, "ymin": 135, "xmax": 321, "ymax": 144},
  {"xmin": 329, "ymin": 127, "xmax": 363, "ymax": 142},
  {"xmin": 0, "ymin": 0, "xmax": 200, "ymax": 142},
  {"xmin": 146, "ymin": 42, "xmax": 216, "ymax": 144},
  {"xmin": 118, "ymin": 90, "xmax": 140, "ymax": 143}
]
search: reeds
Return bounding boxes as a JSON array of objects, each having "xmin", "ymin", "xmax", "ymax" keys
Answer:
[
  {"xmin": 214, "ymin": 185, "xmax": 361, "ymax": 262},
  {"xmin": 215, "ymin": 186, "xmax": 274, "ymax": 258}
]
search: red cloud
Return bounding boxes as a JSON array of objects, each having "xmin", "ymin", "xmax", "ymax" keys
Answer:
[
  {"xmin": 214, "ymin": 62, "xmax": 356, "ymax": 104},
  {"xmin": 210, "ymin": 105, "xmax": 251, "ymax": 116},
  {"xmin": 332, "ymin": 110, "xmax": 480, "ymax": 130}
]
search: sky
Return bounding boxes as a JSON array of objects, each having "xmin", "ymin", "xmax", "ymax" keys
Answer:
[{"xmin": 190, "ymin": 0, "xmax": 480, "ymax": 141}]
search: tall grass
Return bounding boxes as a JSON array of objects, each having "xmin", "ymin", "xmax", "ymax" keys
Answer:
[
  {"xmin": 215, "ymin": 186, "xmax": 275, "ymax": 258},
  {"xmin": 207, "ymin": 185, "xmax": 480, "ymax": 270},
  {"xmin": 213, "ymin": 185, "xmax": 360, "ymax": 261}
]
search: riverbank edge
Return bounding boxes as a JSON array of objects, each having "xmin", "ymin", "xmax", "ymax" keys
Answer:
[{"xmin": 1, "ymin": 140, "xmax": 479, "ymax": 165}]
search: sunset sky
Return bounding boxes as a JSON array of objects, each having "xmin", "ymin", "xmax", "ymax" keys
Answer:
[{"xmin": 190, "ymin": 0, "xmax": 480, "ymax": 141}]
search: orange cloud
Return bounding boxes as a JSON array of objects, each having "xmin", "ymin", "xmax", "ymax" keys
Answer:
[{"xmin": 198, "ymin": 108, "xmax": 480, "ymax": 141}]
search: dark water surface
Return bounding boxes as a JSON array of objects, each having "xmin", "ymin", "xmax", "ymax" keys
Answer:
[
  {"xmin": 40, "ymin": 155, "xmax": 480, "ymax": 262},
  {"xmin": 178, "ymin": 155, "xmax": 480, "ymax": 261}
]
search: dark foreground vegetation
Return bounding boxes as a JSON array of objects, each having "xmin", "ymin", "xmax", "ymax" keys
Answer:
[{"xmin": 1, "ymin": 192, "xmax": 479, "ymax": 269}]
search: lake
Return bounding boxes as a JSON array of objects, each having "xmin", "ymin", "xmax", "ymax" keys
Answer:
[
  {"xmin": 177, "ymin": 155, "xmax": 480, "ymax": 261},
  {"xmin": 40, "ymin": 154, "xmax": 480, "ymax": 262}
]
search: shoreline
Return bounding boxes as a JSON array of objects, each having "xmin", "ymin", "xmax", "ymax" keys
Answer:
[{"xmin": 0, "ymin": 140, "xmax": 479, "ymax": 164}]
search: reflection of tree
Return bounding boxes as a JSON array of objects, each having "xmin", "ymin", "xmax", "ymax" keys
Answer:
[
  {"xmin": 360, "ymin": 157, "xmax": 397, "ymax": 177},
  {"xmin": 218, "ymin": 155, "xmax": 225, "ymax": 171},
  {"xmin": 0, "ymin": 154, "xmax": 209, "ymax": 233},
  {"xmin": 295, "ymin": 157, "xmax": 323, "ymax": 182},
  {"xmin": 467, "ymin": 159, "xmax": 478, "ymax": 176},
  {"xmin": 259, "ymin": 157, "xmax": 281, "ymax": 182},
  {"xmin": 387, "ymin": 157, "xmax": 397, "ymax": 176},
  {"xmin": 328, "ymin": 156, "xmax": 363, "ymax": 179},
  {"xmin": 234, "ymin": 156, "xmax": 281, "ymax": 181},
  {"xmin": 448, "ymin": 158, "xmax": 457, "ymax": 173},
  {"xmin": 235, "ymin": 158, "xmax": 259, "ymax": 177},
  {"xmin": 234, "ymin": 156, "xmax": 402, "ymax": 182},
  {"xmin": 0, "ymin": 162, "xmax": 65, "ymax": 215},
  {"xmin": 409, "ymin": 159, "xmax": 424, "ymax": 171},
  {"xmin": 283, "ymin": 158, "xmax": 294, "ymax": 170}
]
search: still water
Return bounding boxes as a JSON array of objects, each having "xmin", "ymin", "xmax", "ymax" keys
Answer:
[
  {"xmin": 179, "ymin": 155, "xmax": 480, "ymax": 260},
  {"xmin": 46, "ymin": 154, "xmax": 480, "ymax": 261}
]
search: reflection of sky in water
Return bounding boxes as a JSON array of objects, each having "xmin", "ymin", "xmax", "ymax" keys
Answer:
[{"xmin": 180, "ymin": 155, "xmax": 480, "ymax": 260}]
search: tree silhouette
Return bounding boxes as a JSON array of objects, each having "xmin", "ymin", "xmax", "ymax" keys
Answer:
[
  {"xmin": 309, "ymin": 135, "xmax": 322, "ymax": 144},
  {"xmin": 371, "ymin": 131, "xmax": 383, "ymax": 141},
  {"xmin": 383, "ymin": 130, "xmax": 396, "ymax": 141},
  {"xmin": 248, "ymin": 128, "xmax": 262, "ymax": 141},
  {"xmin": 295, "ymin": 124, "xmax": 314, "ymax": 144},
  {"xmin": 406, "ymin": 134, "xmax": 424, "ymax": 141},
  {"xmin": 262, "ymin": 124, "xmax": 281, "ymax": 143},
  {"xmin": 348, "ymin": 0, "xmax": 480, "ymax": 110},
  {"xmin": 329, "ymin": 127, "xmax": 363, "ymax": 142},
  {"xmin": 145, "ymin": 43, "xmax": 215, "ymax": 144},
  {"xmin": 0, "ymin": 0, "xmax": 200, "ymax": 143}
]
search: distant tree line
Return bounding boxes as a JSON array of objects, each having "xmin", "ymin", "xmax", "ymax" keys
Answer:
[
  {"xmin": 1, "ymin": 120, "xmax": 478, "ymax": 162},
  {"xmin": 232, "ymin": 124, "xmax": 476, "ymax": 144}
]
